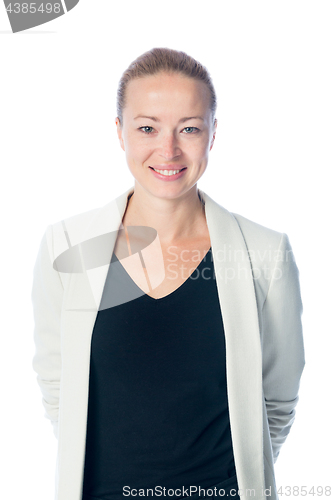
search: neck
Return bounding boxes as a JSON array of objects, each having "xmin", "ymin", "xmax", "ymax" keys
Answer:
[{"xmin": 122, "ymin": 185, "xmax": 206, "ymax": 245}]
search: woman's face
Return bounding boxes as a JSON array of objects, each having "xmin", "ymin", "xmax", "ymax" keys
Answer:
[{"xmin": 116, "ymin": 71, "xmax": 217, "ymax": 200}]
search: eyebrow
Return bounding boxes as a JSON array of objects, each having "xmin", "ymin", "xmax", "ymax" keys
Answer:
[{"xmin": 134, "ymin": 115, "xmax": 204, "ymax": 123}]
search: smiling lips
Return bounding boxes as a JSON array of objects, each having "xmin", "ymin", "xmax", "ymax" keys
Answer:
[{"xmin": 149, "ymin": 165, "xmax": 187, "ymax": 176}]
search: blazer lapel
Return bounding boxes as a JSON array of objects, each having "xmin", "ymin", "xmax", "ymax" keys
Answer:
[
  {"xmin": 200, "ymin": 190, "xmax": 265, "ymax": 497},
  {"xmin": 57, "ymin": 186, "xmax": 265, "ymax": 500}
]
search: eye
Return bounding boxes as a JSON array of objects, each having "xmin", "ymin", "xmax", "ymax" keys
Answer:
[
  {"xmin": 182, "ymin": 127, "xmax": 199, "ymax": 134},
  {"xmin": 139, "ymin": 126, "xmax": 154, "ymax": 134}
]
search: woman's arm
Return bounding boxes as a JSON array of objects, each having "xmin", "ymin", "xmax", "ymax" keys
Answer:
[
  {"xmin": 31, "ymin": 224, "xmax": 63, "ymax": 439},
  {"xmin": 261, "ymin": 232, "xmax": 305, "ymax": 463}
]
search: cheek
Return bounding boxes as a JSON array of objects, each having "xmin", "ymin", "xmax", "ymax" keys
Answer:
[
  {"xmin": 126, "ymin": 140, "xmax": 154, "ymax": 165},
  {"xmin": 188, "ymin": 140, "xmax": 210, "ymax": 159}
]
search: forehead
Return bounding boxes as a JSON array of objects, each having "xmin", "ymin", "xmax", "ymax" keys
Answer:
[{"xmin": 124, "ymin": 72, "xmax": 211, "ymax": 117}]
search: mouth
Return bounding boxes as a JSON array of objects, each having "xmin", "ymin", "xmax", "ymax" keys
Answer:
[{"xmin": 149, "ymin": 166, "xmax": 187, "ymax": 176}]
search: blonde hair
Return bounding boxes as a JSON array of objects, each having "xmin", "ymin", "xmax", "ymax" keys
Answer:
[{"xmin": 116, "ymin": 47, "xmax": 217, "ymax": 126}]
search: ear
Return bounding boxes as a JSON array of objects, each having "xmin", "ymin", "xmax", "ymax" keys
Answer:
[
  {"xmin": 115, "ymin": 117, "xmax": 125, "ymax": 151},
  {"xmin": 209, "ymin": 119, "xmax": 217, "ymax": 151}
]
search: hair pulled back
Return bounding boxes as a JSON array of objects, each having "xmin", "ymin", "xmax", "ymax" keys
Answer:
[{"xmin": 116, "ymin": 47, "xmax": 217, "ymax": 126}]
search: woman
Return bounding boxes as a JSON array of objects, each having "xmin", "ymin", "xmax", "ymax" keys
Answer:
[{"xmin": 31, "ymin": 48, "xmax": 305, "ymax": 500}]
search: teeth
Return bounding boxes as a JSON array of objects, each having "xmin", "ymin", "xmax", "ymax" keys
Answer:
[{"xmin": 152, "ymin": 168, "xmax": 181, "ymax": 176}]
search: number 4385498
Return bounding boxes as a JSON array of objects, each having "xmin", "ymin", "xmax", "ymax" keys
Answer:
[
  {"xmin": 277, "ymin": 486, "xmax": 331, "ymax": 496},
  {"xmin": 6, "ymin": 3, "xmax": 61, "ymax": 14}
]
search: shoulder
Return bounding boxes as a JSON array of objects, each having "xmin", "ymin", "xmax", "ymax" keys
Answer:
[
  {"xmin": 201, "ymin": 189, "xmax": 285, "ymax": 251},
  {"xmin": 44, "ymin": 204, "xmax": 104, "ymax": 263},
  {"xmin": 230, "ymin": 210, "xmax": 300, "ymax": 302},
  {"xmin": 231, "ymin": 212, "xmax": 284, "ymax": 250},
  {"xmin": 52, "ymin": 205, "xmax": 103, "ymax": 231},
  {"xmin": 49, "ymin": 188, "xmax": 133, "ymax": 242},
  {"xmin": 229, "ymin": 212, "xmax": 292, "ymax": 276}
]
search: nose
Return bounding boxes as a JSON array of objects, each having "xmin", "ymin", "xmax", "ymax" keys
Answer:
[{"xmin": 158, "ymin": 132, "xmax": 181, "ymax": 160}]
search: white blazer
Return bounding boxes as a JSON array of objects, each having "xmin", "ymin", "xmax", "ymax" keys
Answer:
[{"xmin": 31, "ymin": 186, "xmax": 305, "ymax": 500}]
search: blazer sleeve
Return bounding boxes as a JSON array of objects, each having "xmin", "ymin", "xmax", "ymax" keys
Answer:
[
  {"xmin": 31, "ymin": 224, "xmax": 63, "ymax": 439},
  {"xmin": 261, "ymin": 232, "xmax": 305, "ymax": 463}
]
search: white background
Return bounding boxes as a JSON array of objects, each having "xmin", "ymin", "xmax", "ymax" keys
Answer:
[{"xmin": 1, "ymin": 1, "xmax": 332, "ymax": 499}]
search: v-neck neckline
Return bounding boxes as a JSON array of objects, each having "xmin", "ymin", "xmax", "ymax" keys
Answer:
[{"xmin": 112, "ymin": 247, "xmax": 212, "ymax": 303}]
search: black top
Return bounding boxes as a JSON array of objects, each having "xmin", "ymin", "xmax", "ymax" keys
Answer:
[{"xmin": 82, "ymin": 246, "xmax": 237, "ymax": 500}]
